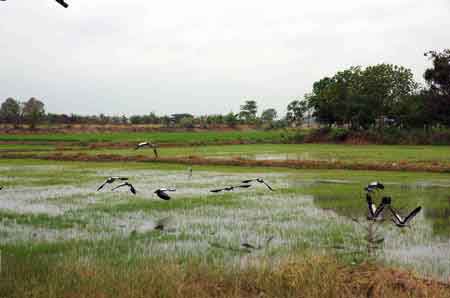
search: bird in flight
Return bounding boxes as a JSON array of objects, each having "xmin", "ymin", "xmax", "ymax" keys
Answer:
[
  {"xmin": 154, "ymin": 188, "xmax": 176, "ymax": 200},
  {"xmin": 112, "ymin": 182, "xmax": 137, "ymax": 195},
  {"xmin": 97, "ymin": 176, "xmax": 128, "ymax": 191},
  {"xmin": 210, "ymin": 184, "xmax": 252, "ymax": 193},
  {"xmin": 55, "ymin": 0, "xmax": 69, "ymax": 8},
  {"xmin": 364, "ymin": 181, "xmax": 384, "ymax": 193},
  {"xmin": 241, "ymin": 178, "xmax": 274, "ymax": 191},
  {"xmin": 366, "ymin": 194, "xmax": 391, "ymax": 221},
  {"xmin": 389, "ymin": 206, "xmax": 422, "ymax": 228},
  {"xmin": 135, "ymin": 141, "xmax": 158, "ymax": 158}
]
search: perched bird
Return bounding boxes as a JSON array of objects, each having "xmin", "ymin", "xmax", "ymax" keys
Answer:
[
  {"xmin": 154, "ymin": 188, "xmax": 176, "ymax": 200},
  {"xmin": 242, "ymin": 178, "xmax": 274, "ymax": 191},
  {"xmin": 55, "ymin": 0, "xmax": 69, "ymax": 8},
  {"xmin": 389, "ymin": 206, "xmax": 422, "ymax": 228},
  {"xmin": 210, "ymin": 184, "xmax": 251, "ymax": 193},
  {"xmin": 112, "ymin": 182, "xmax": 136, "ymax": 195},
  {"xmin": 364, "ymin": 181, "xmax": 384, "ymax": 192},
  {"xmin": 96, "ymin": 176, "xmax": 128, "ymax": 191},
  {"xmin": 366, "ymin": 194, "xmax": 391, "ymax": 221},
  {"xmin": 135, "ymin": 141, "xmax": 158, "ymax": 158}
]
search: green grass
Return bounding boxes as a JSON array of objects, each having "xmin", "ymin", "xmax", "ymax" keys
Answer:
[
  {"xmin": 0, "ymin": 130, "xmax": 292, "ymax": 144},
  {"xmin": 1, "ymin": 158, "xmax": 450, "ymax": 297}
]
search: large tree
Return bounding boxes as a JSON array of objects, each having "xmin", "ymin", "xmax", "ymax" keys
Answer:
[
  {"xmin": 261, "ymin": 108, "xmax": 277, "ymax": 123},
  {"xmin": 0, "ymin": 97, "xmax": 22, "ymax": 127},
  {"xmin": 423, "ymin": 49, "xmax": 450, "ymax": 126},
  {"xmin": 239, "ymin": 100, "xmax": 258, "ymax": 124},
  {"xmin": 306, "ymin": 64, "xmax": 418, "ymax": 129},
  {"xmin": 22, "ymin": 97, "xmax": 45, "ymax": 129},
  {"xmin": 286, "ymin": 100, "xmax": 308, "ymax": 126}
]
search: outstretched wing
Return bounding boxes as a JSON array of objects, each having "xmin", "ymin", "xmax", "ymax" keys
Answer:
[
  {"xmin": 404, "ymin": 206, "xmax": 422, "ymax": 225},
  {"xmin": 236, "ymin": 184, "xmax": 252, "ymax": 189},
  {"xmin": 157, "ymin": 191, "xmax": 171, "ymax": 200},
  {"xmin": 389, "ymin": 206, "xmax": 403, "ymax": 223},
  {"xmin": 262, "ymin": 181, "xmax": 274, "ymax": 191},
  {"xmin": 97, "ymin": 181, "xmax": 108, "ymax": 191},
  {"xmin": 366, "ymin": 194, "xmax": 376, "ymax": 218},
  {"xmin": 55, "ymin": 0, "xmax": 68, "ymax": 8},
  {"xmin": 241, "ymin": 179, "xmax": 255, "ymax": 183},
  {"xmin": 129, "ymin": 185, "xmax": 137, "ymax": 194},
  {"xmin": 112, "ymin": 183, "xmax": 127, "ymax": 191},
  {"xmin": 210, "ymin": 188, "xmax": 224, "ymax": 193}
]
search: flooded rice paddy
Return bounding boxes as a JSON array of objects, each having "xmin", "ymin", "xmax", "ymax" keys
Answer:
[{"xmin": 0, "ymin": 161, "xmax": 449, "ymax": 281}]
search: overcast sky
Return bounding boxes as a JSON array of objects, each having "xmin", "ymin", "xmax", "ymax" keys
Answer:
[{"xmin": 1, "ymin": 1, "xmax": 449, "ymax": 116}]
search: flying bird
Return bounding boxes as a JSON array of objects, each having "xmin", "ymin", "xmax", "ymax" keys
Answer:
[
  {"xmin": 389, "ymin": 206, "xmax": 422, "ymax": 228},
  {"xmin": 366, "ymin": 194, "xmax": 391, "ymax": 221},
  {"xmin": 96, "ymin": 176, "xmax": 128, "ymax": 191},
  {"xmin": 241, "ymin": 178, "xmax": 274, "ymax": 191},
  {"xmin": 135, "ymin": 141, "xmax": 158, "ymax": 158},
  {"xmin": 112, "ymin": 182, "xmax": 136, "ymax": 195},
  {"xmin": 210, "ymin": 184, "xmax": 251, "ymax": 193},
  {"xmin": 364, "ymin": 181, "xmax": 384, "ymax": 192},
  {"xmin": 154, "ymin": 188, "xmax": 176, "ymax": 200},
  {"xmin": 55, "ymin": 0, "xmax": 69, "ymax": 8}
]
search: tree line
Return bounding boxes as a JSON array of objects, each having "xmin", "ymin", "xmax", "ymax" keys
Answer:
[{"xmin": 1, "ymin": 49, "xmax": 448, "ymax": 130}]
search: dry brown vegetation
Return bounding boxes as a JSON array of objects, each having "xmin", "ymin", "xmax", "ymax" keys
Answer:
[
  {"xmin": 2, "ymin": 152, "xmax": 449, "ymax": 173},
  {"xmin": 2, "ymin": 256, "xmax": 449, "ymax": 298}
]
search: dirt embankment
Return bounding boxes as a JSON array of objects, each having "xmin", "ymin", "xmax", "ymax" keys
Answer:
[{"xmin": 1, "ymin": 152, "xmax": 449, "ymax": 173}]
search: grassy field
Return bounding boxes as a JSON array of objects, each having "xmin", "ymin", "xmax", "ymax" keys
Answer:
[
  {"xmin": 1, "ymin": 159, "xmax": 450, "ymax": 297},
  {"xmin": 1, "ymin": 143, "xmax": 449, "ymax": 166},
  {"xmin": 0, "ymin": 130, "xmax": 293, "ymax": 144}
]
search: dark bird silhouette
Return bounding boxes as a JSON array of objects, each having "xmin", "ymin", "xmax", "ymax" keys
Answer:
[
  {"xmin": 135, "ymin": 141, "xmax": 158, "ymax": 157},
  {"xmin": 55, "ymin": 0, "xmax": 69, "ymax": 8},
  {"xmin": 153, "ymin": 216, "xmax": 174, "ymax": 231},
  {"xmin": 97, "ymin": 176, "xmax": 128, "ymax": 191},
  {"xmin": 389, "ymin": 206, "xmax": 422, "ymax": 228},
  {"xmin": 366, "ymin": 194, "xmax": 391, "ymax": 221},
  {"xmin": 241, "ymin": 178, "xmax": 274, "ymax": 191},
  {"xmin": 241, "ymin": 236, "xmax": 275, "ymax": 251},
  {"xmin": 154, "ymin": 188, "xmax": 176, "ymax": 200},
  {"xmin": 112, "ymin": 182, "xmax": 136, "ymax": 195},
  {"xmin": 364, "ymin": 181, "xmax": 384, "ymax": 192},
  {"xmin": 210, "ymin": 184, "xmax": 251, "ymax": 193}
]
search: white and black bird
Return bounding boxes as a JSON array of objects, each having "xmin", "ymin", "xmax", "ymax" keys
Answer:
[
  {"xmin": 210, "ymin": 184, "xmax": 251, "ymax": 193},
  {"xmin": 55, "ymin": 0, "xmax": 69, "ymax": 8},
  {"xmin": 389, "ymin": 206, "xmax": 422, "ymax": 228},
  {"xmin": 366, "ymin": 194, "xmax": 391, "ymax": 221},
  {"xmin": 135, "ymin": 141, "xmax": 158, "ymax": 158},
  {"xmin": 364, "ymin": 181, "xmax": 384, "ymax": 192},
  {"xmin": 112, "ymin": 182, "xmax": 136, "ymax": 195},
  {"xmin": 96, "ymin": 176, "xmax": 128, "ymax": 191},
  {"xmin": 242, "ymin": 178, "xmax": 274, "ymax": 191},
  {"xmin": 154, "ymin": 188, "xmax": 176, "ymax": 200}
]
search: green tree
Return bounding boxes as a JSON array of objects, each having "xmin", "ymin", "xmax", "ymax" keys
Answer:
[
  {"xmin": 239, "ymin": 100, "xmax": 258, "ymax": 123},
  {"xmin": 224, "ymin": 112, "xmax": 239, "ymax": 128},
  {"xmin": 423, "ymin": 49, "xmax": 450, "ymax": 126},
  {"xmin": 0, "ymin": 97, "xmax": 22, "ymax": 127},
  {"xmin": 261, "ymin": 108, "xmax": 277, "ymax": 123},
  {"xmin": 23, "ymin": 97, "xmax": 45, "ymax": 129},
  {"xmin": 286, "ymin": 100, "xmax": 308, "ymax": 126}
]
